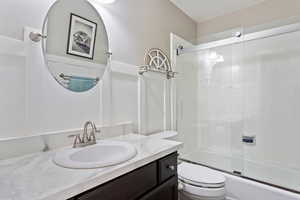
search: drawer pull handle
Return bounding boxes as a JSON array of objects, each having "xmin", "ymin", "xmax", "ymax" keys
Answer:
[{"xmin": 167, "ymin": 165, "xmax": 175, "ymax": 171}]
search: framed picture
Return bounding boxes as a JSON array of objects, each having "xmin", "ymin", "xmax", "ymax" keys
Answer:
[{"xmin": 67, "ymin": 13, "xmax": 97, "ymax": 59}]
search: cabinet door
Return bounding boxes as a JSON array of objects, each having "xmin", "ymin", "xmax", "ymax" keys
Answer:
[
  {"xmin": 139, "ymin": 176, "xmax": 178, "ymax": 200},
  {"xmin": 158, "ymin": 153, "xmax": 177, "ymax": 184}
]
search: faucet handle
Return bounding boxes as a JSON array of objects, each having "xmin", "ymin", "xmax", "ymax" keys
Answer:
[
  {"xmin": 68, "ymin": 134, "xmax": 83, "ymax": 148},
  {"xmin": 93, "ymin": 122, "xmax": 101, "ymax": 133},
  {"xmin": 89, "ymin": 122, "xmax": 99, "ymax": 143},
  {"xmin": 85, "ymin": 122, "xmax": 99, "ymax": 144},
  {"xmin": 68, "ymin": 134, "xmax": 80, "ymax": 139},
  {"xmin": 88, "ymin": 132, "xmax": 97, "ymax": 144}
]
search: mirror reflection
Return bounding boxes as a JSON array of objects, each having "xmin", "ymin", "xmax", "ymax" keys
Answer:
[{"xmin": 43, "ymin": 0, "xmax": 109, "ymax": 92}]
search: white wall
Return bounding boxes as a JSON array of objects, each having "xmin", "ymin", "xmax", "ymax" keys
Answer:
[
  {"xmin": 0, "ymin": 0, "xmax": 196, "ymax": 139},
  {"xmin": 0, "ymin": 29, "xmax": 105, "ymax": 138}
]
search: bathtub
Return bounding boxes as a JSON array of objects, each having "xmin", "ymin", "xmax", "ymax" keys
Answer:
[
  {"xmin": 224, "ymin": 173, "xmax": 300, "ymax": 200},
  {"xmin": 180, "ymin": 149, "xmax": 300, "ymax": 199}
]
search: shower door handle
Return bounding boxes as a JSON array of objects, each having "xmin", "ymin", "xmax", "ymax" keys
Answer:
[{"xmin": 242, "ymin": 135, "xmax": 256, "ymax": 144}]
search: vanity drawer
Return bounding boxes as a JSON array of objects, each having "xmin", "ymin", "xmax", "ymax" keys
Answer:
[
  {"xmin": 158, "ymin": 153, "xmax": 178, "ymax": 184},
  {"xmin": 76, "ymin": 162, "xmax": 157, "ymax": 200}
]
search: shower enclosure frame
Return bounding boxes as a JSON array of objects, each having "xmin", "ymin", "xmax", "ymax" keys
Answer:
[
  {"xmin": 173, "ymin": 22, "xmax": 300, "ymax": 195},
  {"xmin": 178, "ymin": 22, "xmax": 300, "ymax": 55}
]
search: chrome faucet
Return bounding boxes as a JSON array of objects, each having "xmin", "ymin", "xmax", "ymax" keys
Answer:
[{"xmin": 69, "ymin": 121, "xmax": 101, "ymax": 148}]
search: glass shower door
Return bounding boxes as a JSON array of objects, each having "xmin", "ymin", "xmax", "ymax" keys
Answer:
[
  {"xmin": 240, "ymin": 26, "xmax": 300, "ymax": 191},
  {"xmin": 176, "ymin": 23, "xmax": 300, "ymax": 192},
  {"xmin": 176, "ymin": 42, "xmax": 245, "ymax": 175}
]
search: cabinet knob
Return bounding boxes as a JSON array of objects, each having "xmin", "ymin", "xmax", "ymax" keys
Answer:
[
  {"xmin": 167, "ymin": 165, "xmax": 175, "ymax": 171},
  {"xmin": 178, "ymin": 182, "xmax": 184, "ymax": 190}
]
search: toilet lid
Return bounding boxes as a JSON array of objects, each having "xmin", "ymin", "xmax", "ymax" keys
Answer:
[{"xmin": 178, "ymin": 162, "xmax": 226, "ymax": 188}]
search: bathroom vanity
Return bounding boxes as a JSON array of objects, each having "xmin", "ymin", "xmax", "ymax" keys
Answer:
[
  {"xmin": 0, "ymin": 134, "xmax": 182, "ymax": 200},
  {"xmin": 69, "ymin": 152, "xmax": 178, "ymax": 200}
]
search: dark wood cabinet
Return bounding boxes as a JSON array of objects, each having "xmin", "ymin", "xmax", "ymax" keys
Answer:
[
  {"xmin": 158, "ymin": 153, "xmax": 177, "ymax": 184},
  {"xmin": 139, "ymin": 176, "xmax": 178, "ymax": 200},
  {"xmin": 77, "ymin": 162, "xmax": 157, "ymax": 200},
  {"xmin": 70, "ymin": 152, "xmax": 178, "ymax": 200}
]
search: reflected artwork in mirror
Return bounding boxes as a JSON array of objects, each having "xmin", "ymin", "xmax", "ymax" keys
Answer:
[{"xmin": 42, "ymin": 0, "xmax": 110, "ymax": 92}]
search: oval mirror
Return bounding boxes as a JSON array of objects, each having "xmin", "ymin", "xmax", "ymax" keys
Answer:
[{"xmin": 42, "ymin": 0, "xmax": 109, "ymax": 92}]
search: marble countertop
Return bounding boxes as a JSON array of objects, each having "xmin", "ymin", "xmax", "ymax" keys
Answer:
[{"xmin": 0, "ymin": 134, "xmax": 182, "ymax": 200}]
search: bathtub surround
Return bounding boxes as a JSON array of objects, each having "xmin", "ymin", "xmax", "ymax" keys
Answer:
[
  {"xmin": 224, "ymin": 172, "xmax": 300, "ymax": 200},
  {"xmin": 169, "ymin": 0, "xmax": 300, "ymax": 194},
  {"xmin": 174, "ymin": 20, "xmax": 300, "ymax": 194}
]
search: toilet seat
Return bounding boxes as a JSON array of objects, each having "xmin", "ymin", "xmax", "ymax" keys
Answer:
[
  {"xmin": 180, "ymin": 177, "xmax": 225, "ymax": 188},
  {"xmin": 179, "ymin": 182, "xmax": 226, "ymax": 200},
  {"xmin": 178, "ymin": 162, "xmax": 226, "ymax": 200},
  {"xmin": 178, "ymin": 162, "xmax": 226, "ymax": 188}
]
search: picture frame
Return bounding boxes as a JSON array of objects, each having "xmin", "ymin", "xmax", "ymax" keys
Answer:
[{"xmin": 66, "ymin": 13, "xmax": 97, "ymax": 59}]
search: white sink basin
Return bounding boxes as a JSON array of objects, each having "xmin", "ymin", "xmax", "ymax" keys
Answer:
[{"xmin": 53, "ymin": 141, "xmax": 137, "ymax": 169}]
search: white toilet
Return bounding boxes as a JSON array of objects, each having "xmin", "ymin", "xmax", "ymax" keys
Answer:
[{"xmin": 178, "ymin": 162, "xmax": 226, "ymax": 200}]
